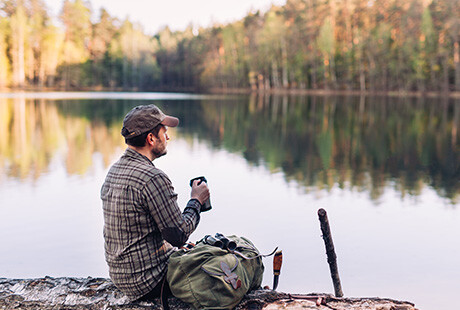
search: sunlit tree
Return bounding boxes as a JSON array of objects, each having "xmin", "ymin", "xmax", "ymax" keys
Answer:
[
  {"xmin": 90, "ymin": 8, "xmax": 117, "ymax": 87},
  {"xmin": 40, "ymin": 24, "xmax": 63, "ymax": 87},
  {"xmin": 9, "ymin": 0, "xmax": 26, "ymax": 87},
  {"xmin": 419, "ymin": 6, "xmax": 436, "ymax": 90},
  {"xmin": 317, "ymin": 17, "xmax": 336, "ymax": 89},
  {"xmin": 109, "ymin": 19, "xmax": 160, "ymax": 89},
  {"xmin": 59, "ymin": 0, "xmax": 91, "ymax": 88},
  {"xmin": 0, "ymin": 17, "xmax": 10, "ymax": 87}
]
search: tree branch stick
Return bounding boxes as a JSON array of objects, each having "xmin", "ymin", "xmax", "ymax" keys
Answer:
[{"xmin": 318, "ymin": 208, "xmax": 343, "ymax": 297}]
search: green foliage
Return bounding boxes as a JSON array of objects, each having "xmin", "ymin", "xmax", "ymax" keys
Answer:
[{"xmin": 317, "ymin": 18, "xmax": 335, "ymax": 57}]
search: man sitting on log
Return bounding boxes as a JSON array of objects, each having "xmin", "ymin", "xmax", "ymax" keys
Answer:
[{"xmin": 100, "ymin": 104, "xmax": 210, "ymax": 301}]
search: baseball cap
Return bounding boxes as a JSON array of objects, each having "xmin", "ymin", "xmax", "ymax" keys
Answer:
[{"xmin": 121, "ymin": 104, "xmax": 179, "ymax": 138}]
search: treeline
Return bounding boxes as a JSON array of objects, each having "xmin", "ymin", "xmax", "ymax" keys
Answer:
[
  {"xmin": 0, "ymin": 0, "xmax": 161, "ymax": 90},
  {"xmin": 0, "ymin": 0, "xmax": 459, "ymax": 92}
]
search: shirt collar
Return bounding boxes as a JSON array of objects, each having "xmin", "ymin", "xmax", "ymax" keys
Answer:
[{"xmin": 123, "ymin": 147, "xmax": 155, "ymax": 166}]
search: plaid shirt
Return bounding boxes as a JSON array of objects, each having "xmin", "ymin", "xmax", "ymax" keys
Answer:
[{"xmin": 101, "ymin": 148, "xmax": 201, "ymax": 300}]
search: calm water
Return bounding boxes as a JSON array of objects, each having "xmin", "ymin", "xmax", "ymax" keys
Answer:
[{"xmin": 0, "ymin": 92, "xmax": 459, "ymax": 310}]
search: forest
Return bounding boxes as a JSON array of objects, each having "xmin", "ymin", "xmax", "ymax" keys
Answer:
[{"xmin": 0, "ymin": 0, "xmax": 459, "ymax": 92}]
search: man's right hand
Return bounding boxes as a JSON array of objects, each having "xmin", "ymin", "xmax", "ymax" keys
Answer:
[{"xmin": 191, "ymin": 180, "xmax": 210, "ymax": 206}]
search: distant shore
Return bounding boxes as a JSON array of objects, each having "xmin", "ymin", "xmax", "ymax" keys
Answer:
[
  {"xmin": 1, "ymin": 86, "xmax": 459, "ymax": 99},
  {"xmin": 208, "ymin": 87, "xmax": 460, "ymax": 99}
]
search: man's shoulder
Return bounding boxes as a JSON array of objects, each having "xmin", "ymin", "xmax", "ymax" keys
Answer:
[
  {"xmin": 139, "ymin": 163, "xmax": 168, "ymax": 181},
  {"xmin": 105, "ymin": 155, "xmax": 167, "ymax": 189},
  {"xmin": 123, "ymin": 157, "xmax": 165, "ymax": 178}
]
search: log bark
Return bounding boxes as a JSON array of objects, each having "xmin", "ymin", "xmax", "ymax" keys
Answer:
[{"xmin": 0, "ymin": 277, "xmax": 417, "ymax": 310}]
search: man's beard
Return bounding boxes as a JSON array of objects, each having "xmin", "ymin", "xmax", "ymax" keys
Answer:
[{"xmin": 151, "ymin": 146, "xmax": 167, "ymax": 159}]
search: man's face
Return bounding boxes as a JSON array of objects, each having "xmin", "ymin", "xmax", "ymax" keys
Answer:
[{"xmin": 151, "ymin": 126, "xmax": 169, "ymax": 159}]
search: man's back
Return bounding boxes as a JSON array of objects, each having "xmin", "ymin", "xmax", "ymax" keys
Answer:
[
  {"xmin": 100, "ymin": 104, "xmax": 207, "ymax": 301},
  {"xmin": 101, "ymin": 148, "xmax": 175, "ymax": 299}
]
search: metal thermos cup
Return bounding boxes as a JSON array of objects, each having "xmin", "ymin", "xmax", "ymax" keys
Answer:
[{"xmin": 190, "ymin": 176, "xmax": 212, "ymax": 212}]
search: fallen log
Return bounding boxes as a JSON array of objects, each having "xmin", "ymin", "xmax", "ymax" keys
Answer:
[{"xmin": 0, "ymin": 277, "xmax": 417, "ymax": 310}]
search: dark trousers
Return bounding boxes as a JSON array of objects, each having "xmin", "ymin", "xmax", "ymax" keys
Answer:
[{"xmin": 138, "ymin": 277, "xmax": 172, "ymax": 301}]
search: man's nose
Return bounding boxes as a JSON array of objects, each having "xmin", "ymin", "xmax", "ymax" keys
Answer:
[{"xmin": 165, "ymin": 133, "xmax": 170, "ymax": 140}]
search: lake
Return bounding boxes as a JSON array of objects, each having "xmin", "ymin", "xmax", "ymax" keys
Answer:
[{"xmin": 0, "ymin": 92, "xmax": 458, "ymax": 310}]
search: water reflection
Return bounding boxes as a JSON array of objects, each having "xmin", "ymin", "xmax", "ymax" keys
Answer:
[
  {"xmin": 0, "ymin": 98, "xmax": 123, "ymax": 180},
  {"xmin": 0, "ymin": 95, "xmax": 458, "ymax": 203},
  {"xmin": 166, "ymin": 95, "xmax": 460, "ymax": 203}
]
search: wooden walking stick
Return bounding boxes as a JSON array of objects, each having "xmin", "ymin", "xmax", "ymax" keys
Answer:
[{"xmin": 318, "ymin": 208, "xmax": 343, "ymax": 297}]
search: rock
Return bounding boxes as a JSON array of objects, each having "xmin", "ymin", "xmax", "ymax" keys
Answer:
[{"xmin": 0, "ymin": 277, "xmax": 417, "ymax": 310}]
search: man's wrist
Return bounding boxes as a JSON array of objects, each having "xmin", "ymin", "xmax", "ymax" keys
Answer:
[
  {"xmin": 190, "ymin": 197, "xmax": 202, "ymax": 205},
  {"xmin": 187, "ymin": 198, "xmax": 202, "ymax": 217},
  {"xmin": 189, "ymin": 198, "xmax": 202, "ymax": 208}
]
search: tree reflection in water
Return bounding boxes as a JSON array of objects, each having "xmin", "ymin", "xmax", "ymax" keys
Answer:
[
  {"xmin": 168, "ymin": 95, "xmax": 459, "ymax": 203},
  {"xmin": 0, "ymin": 95, "xmax": 458, "ymax": 203}
]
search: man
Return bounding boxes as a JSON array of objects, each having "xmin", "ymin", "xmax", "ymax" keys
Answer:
[{"xmin": 101, "ymin": 104, "xmax": 210, "ymax": 301}]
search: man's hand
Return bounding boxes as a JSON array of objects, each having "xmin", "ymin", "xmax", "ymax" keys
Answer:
[{"xmin": 191, "ymin": 180, "xmax": 210, "ymax": 205}]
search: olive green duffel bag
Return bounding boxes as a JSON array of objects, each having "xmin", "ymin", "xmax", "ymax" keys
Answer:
[{"xmin": 166, "ymin": 234, "xmax": 265, "ymax": 309}]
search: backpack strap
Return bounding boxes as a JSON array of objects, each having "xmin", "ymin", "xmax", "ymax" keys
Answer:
[
  {"xmin": 232, "ymin": 246, "xmax": 279, "ymax": 260},
  {"xmin": 160, "ymin": 277, "xmax": 170, "ymax": 310}
]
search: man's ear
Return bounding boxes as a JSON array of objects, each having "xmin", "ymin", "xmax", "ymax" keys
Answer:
[{"xmin": 147, "ymin": 133, "xmax": 156, "ymax": 146}]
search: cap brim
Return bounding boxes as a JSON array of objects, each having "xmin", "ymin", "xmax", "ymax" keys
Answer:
[{"xmin": 162, "ymin": 115, "xmax": 179, "ymax": 127}]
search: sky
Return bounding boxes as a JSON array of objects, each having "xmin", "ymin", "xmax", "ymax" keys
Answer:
[{"xmin": 44, "ymin": 0, "xmax": 287, "ymax": 34}]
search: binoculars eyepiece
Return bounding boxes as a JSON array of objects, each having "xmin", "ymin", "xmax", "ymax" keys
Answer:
[
  {"xmin": 203, "ymin": 235, "xmax": 223, "ymax": 248},
  {"xmin": 203, "ymin": 233, "xmax": 237, "ymax": 251}
]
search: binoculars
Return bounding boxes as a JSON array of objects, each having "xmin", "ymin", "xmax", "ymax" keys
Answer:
[{"xmin": 203, "ymin": 233, "xmax": 237, "ymax": 251}]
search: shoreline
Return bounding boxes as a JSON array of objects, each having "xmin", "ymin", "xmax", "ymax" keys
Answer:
[
  {"xmin": 208, "ymin": 87, "xmax": 460, "ymax": 99},
  {"xmin": 1, "ymin": 86, "xmax": 459, "ymax": 99}
]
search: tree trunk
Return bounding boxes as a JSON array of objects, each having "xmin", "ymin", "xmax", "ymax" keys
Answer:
[
  {"xmin": 452, "ymin": 99, "xmax": 459, "ymax": 146},
  {"xmin": 443, "ymin": 55, "xmax": 449, "ymax": 93},
  {"xmin": 38, "ymin": 61, "xmax": 46, "ymax": 88},
  {"xmin": 0, "ymin": 34, "xmax": 8, "ymax": 87},
  {"xmin": 257, "ymin": 73, "xmax": 264, "ymax": 91},
  {"xmin": 454, "ymin": 40, "xmax": 460, "ymax": 92},
  {"xmin": 123, "ymin": 56, "xmax": 129, "ymax": 89},
  {"xmin": 12, "ymin": 13, "xmax": 26, "ymax": 87},
  {"xmin": 359, "ymin": 58, "xmax": 366, "ymax": 92},
  {"xmin": 312, "ymin": 61, "xmax": 318, "ymax": 89},
  {"xmin": 330, "ymin": 55, "xmax": 337, "ymax": 89},
  {"xmin": 272, "ymin": 61, "xmax": 280, "ymax": 88},
  {"xmin": 281, "ymin": 37, "xmax": 289, "ymax": 88}
]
